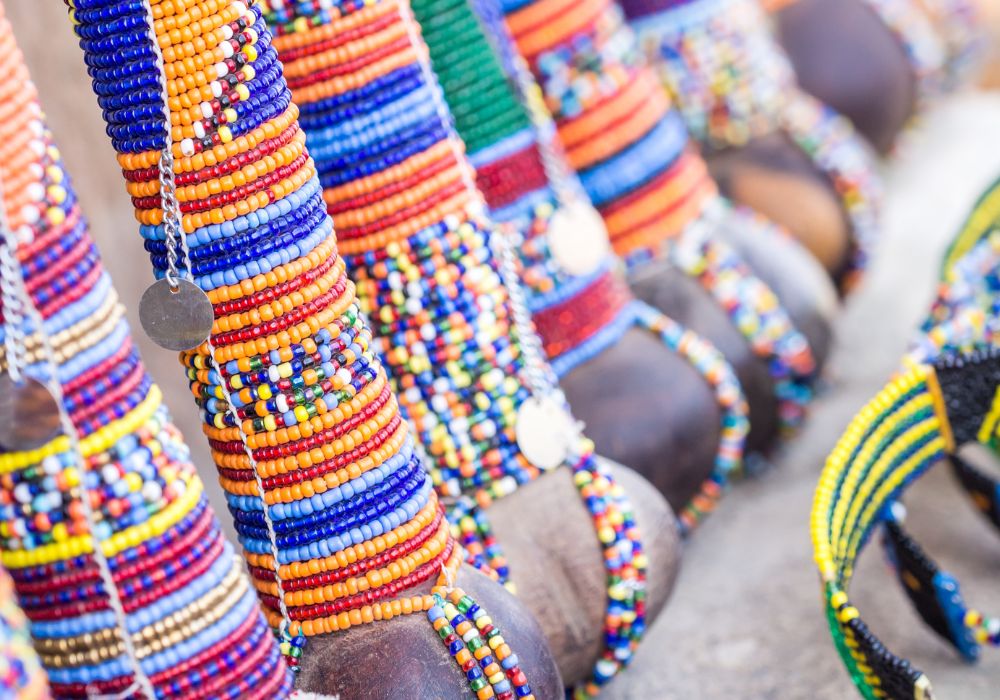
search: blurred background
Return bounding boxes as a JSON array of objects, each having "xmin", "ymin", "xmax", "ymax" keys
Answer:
[{"xmin": 8, "ymin": 3, "xmax": 1000, "ymax": 698}]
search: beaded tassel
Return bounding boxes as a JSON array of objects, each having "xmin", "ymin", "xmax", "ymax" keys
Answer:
[
  {"xmin": 410, "ymin": 0, "xmax": 747, "ymax": 532},
  {"xmin": 622, "ymin": 0, "xmax": 883, "ymax": 286},
  {"xmin": 263, "ymin": 0, "xmax": 648, "ymax": 694},
  {"xmin": 492, "ymin": 0, "xmax": 818, "ymax": 433},
  {"xmin": 68, "ymin": 0, "xmax": 536, "ymax": 696},
  {"xmin": 0, "ymin": 3, "xmax": 294, "ymax": 696}
]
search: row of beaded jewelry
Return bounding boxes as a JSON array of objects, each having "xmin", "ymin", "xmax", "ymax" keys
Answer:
[
  {"xmin": 497, "ymin": 0, "xmax": 818, "ymax": 433},
  {"xmin": 262, "ymin": 1, "xmax": 648, "ymax": 694},
  {"xmin": 68, "ymin": 0, "xmax": 535, "ymax": 695},
  {"xmin": 410, "ymin": 0, "xmax": 747, "ymax": 532},
  {"xmin": 0, "ymin": 4, "xmax": 293, "ymax": 696},
  {"xmin": 622, "ymin": 0, "xmax": 883, "ymax": 285}
]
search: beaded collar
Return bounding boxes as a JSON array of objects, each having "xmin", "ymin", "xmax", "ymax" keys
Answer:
[
  {"xmin": 410, "ymin": 0, "xmax": 749, "ymax": 533},
  {"xmin": 813, "ymin": 348, "xmax": 1000, "ymax": 700},
  {"xmin": 264, "ymin": 0, "xmax": 652, "ymax": 693},
  {"xmin": 69, "ymin": 0, "xmax": 537, "ymax": 697},
  {"xmin": 499, "ymin": 0, "xmax": 818, "ymax": 434},
  {"xmin": 623, "ymin": 0, "xmax": 884, "ymax": 286},
  {"xmin": 0, "ymin": 5, "xmax": 293, "ymax": 696}
]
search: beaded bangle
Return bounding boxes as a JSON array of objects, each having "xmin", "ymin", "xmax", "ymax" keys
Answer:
[
  {"xmin": 72, "ymin": 0, "xmax": 539, "ymax": 695},
  {"xmin": 0, "ymin": 3, "xmax": 292, "ymax": 696},
  {"xmin": 813, "ymin": 348, "xmax": 1000, "ymax": 700},
  {"xmin": 624, "ymin": 0, "xmax": 883, "ymax": 286}
]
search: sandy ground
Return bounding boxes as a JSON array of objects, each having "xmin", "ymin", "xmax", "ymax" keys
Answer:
[{"xmin": 7, "ymin": 6, "xmax": 1000, "ymax": 699}]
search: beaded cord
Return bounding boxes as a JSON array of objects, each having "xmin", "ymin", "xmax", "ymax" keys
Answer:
[
  {"xmin": 622, "ymin": 0, "xmax": 883, "ymax": 287},
  {"xmin": 69, "ymin": 0, "xmax": 538, "ymax": 696},
  {"xmin": 411, "ymin": 0, "xmax": 748, "ymax": 533},
  {"xmin": 264, "ymin": 0, "xmax": 648, "ymax": 694},
  {"xmin": 0, "ymin": 4, "xmax": 293, "ymax": 697},
  {"xmin": 812, "ymin": 349, "xmax": 1000, "ymax": 700},
  {"xmin": 495, "ymin": 0, "xmax": 818, "ymax": 434}
]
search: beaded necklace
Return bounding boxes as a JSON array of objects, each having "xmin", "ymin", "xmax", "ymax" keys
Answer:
[
  {"xmin": 411, "ymin": 0, "xmax": 748, "ymax": 532},
  {"xmin": 0, "ymin": 5, "xmax": 293, "ymax": 697},
  {"xmin": 497, "ymin": 0, "xmax": 818, "ymax": 434},
  {"xmin": 69, "ymin": 0, "xmax": 537, "ymax": 696},
  {"xmin": 264, "ymin": 0, "xmax": 650, "ymax": 694},
  {"xmin": 622, "ymin": 0, "xmax": 884, "ymax": 287},
  {"xmin": 813, "ymin": 348, "xmax": 1000, "ymax": 700}
]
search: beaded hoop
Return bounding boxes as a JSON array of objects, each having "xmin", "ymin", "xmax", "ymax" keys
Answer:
[
  {"xmin": 68, "ymin": 0, "xmax": 537, "ymax": 696},
  {"xmin": 813, "ymin": 348, "xmax": 1000, "ymax": 700},
  {"xmin": 0, "ymin": 4, "xmax": 293, "ymax": 696},
  {"xmin": 623, "ymin": 0, "xmax": 883, "ymax": 286}
]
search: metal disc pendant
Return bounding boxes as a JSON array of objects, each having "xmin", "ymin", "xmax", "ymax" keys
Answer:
[
  {"xmin": 515, "ymin": 395, "xmax": 576, "ymax": 470},
  {"xmin": 0, "ymin": 374, "xmax": 62, "ymax": 451},
  {"xmin": 546, "ymin": 200, "xmax": 610, "ymax": 277},
  {"xmin": 139, "ymin": 278, "xmax": 214, "ymax": 351}
]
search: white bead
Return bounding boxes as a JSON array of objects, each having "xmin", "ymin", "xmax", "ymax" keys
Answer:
[
  {"xmin": 211, "ymin": 80, "xmax": 224, "ymax": 97},
  {"xmin": 276, "ymin": 394, "xmax": 289, "ymax": 413},
  {"xmin": 180, "ymin": 139, "xmax": 196, "ymax": 157},
  {"xmin": 193, "ymin": 122, "xmax": 206, "ymax": 139},
  {"xmin": 201, "ymin": 102, "xmax": 214, "ymax": 120}
]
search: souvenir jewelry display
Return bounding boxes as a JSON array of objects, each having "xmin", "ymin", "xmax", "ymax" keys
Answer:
[
  {"xmin": 411, "ymin": 0, "xmax": 749, "ymax": 532},
  {"xmin": 0, "ymin": 4, "xmax": 294, "ymax": 696},
  {"xmin": 494, "ymin": 0, "xmax": 818, "ymax": 433},
  {"xmin": 813, "ymin": 348, "xmax": 1000, "ymax": 700},
  {"xmin": 263, "ymin": 0, "xmax": 649, "ymax": 694},
  {"xmin": 68, "ymin": 0, "xmax": 538, "ymax": 696},
  {"xmin": 622, "ymin": 0, "xmax": 884, "ymax": 286}
]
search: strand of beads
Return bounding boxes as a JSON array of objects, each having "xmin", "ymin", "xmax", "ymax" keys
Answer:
[
  {"xmin": 0, "ymin": 4, "xmax": 293, "ymax": 697},
  {"xmin": 622, "ymin": 0, "xmax": 883, "ymax": 285},
  {"xmin": 68, "ymin": 0, "xmax": 539, "ymax": 695},
  {"xmin": 411, "ymin": 0, "xmax": 747, "ymax": 533},
  {"xmin": 263, "ymin": 1, "xmax": 648, "ymax": 694},
  {"xmin": 0, "ymin": 570, "xmax": 48, "ymax": 699},
  {"xmin": 495, "ymin": 0, "xmax": 818, "ymax": 433}
]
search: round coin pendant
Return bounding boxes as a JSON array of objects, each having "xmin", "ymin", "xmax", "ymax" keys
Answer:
[
  {"xmin": 546, "ymin": 200, "xmax": 610, "ymax": 277},
  {"xmin": 139, "ymin": 278, "xmax": 214, "ymax": 352},
  {"xmin": 0, "ymin": 374, "xmax": 61, "ymax": 451},
  {"xmin": 515, "ymin": 395, "xmax": 576, "ymax": 470}
]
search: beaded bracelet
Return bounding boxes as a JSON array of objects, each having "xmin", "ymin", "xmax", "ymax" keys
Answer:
[
  {"xmin": 70, "ymin": 0, "xmax": 538, "ymax": 696},
  {"xmin": 623, "ymin": 0, "xmax": 883, "ymax": 287},
  {"xmin": 0, "ymin": 4, "xmax": 293, "ymax": 696},
  {"xmin": 813, "ymin": 348, "xmax": 1000, "ymax": 700},
  {"xmin": 412, "ymin": 0, "xmax": 749, "ymax": 533},
  {"xmin": 497, "ymin": 0, "xmax": 818, "ymax": 434},
  {"xmin": 265, "ymin": 0, "xmax": 648, "ymax": 694}
]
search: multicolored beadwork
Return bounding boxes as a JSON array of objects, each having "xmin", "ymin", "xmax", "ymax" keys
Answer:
[
  {"xmin": 0, "ymin": 570, "xmax": 48, "ymax": 699},
  {"xmin": 623, "ymin": 0, "xmax": 883, "ymax": 285},
  {"xmin": 68, "ymin": 0, "xmax": 535, "ymax": 696},
  {"xmin": 262, "ymin": 0, "xmax": 648, "ymax": 693},
  {"xmin": 496, "ymin": 0, "xmax": 818, "ymax": 433},
  {"xmin": 411, "ymin": 0, "xmax": 748, "ymax": 532},
  {"xmin": 0, "ymin": 4, "xmax": 293, "ymax": 696}
]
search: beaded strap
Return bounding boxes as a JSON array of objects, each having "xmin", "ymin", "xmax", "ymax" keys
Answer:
[
  {"xmin": 812, "ymin": 348, "xmax": 1000, "ymax": 700},
  {"xmin": 0, "ymin": 4, "xmax": 293, "ymax": 696},
  {"xmin": 623, "ymin": 0, "xmax": 883, "ymax": 287},
  {"xmin": 497, "ymin": 0, "xmax": 818, "ymax": 434}
]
